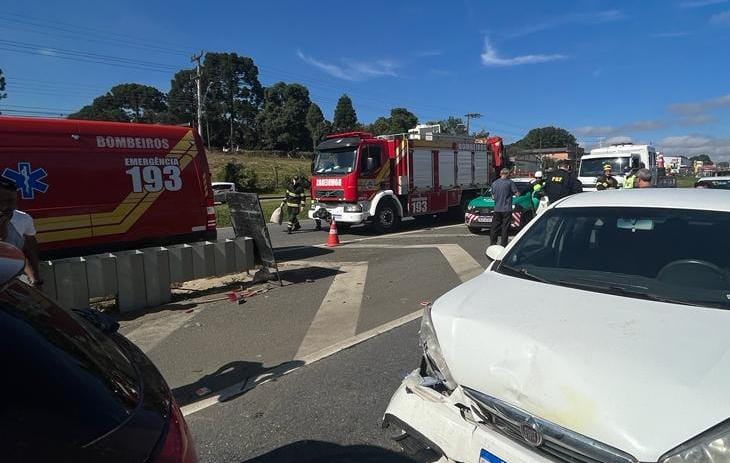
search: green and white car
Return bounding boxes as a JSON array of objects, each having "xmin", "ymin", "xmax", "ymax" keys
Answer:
[{"xmin": 464, "ymin": 178, "xmax": 540, "ymax": 234}]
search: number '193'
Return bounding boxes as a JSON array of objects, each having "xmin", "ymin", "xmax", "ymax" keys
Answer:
[{"xmin": 126, "ymin": 166, "xmax": 182, "ymax": 193}]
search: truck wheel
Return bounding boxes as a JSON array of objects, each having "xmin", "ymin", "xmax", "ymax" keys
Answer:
[{"xmin": 372, "ymin": 200, "xmax": 401, "ymax": 233}]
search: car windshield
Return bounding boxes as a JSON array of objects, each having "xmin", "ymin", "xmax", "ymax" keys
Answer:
[
  {"xmin": 1, "ymin": 281, "xmax": 139, "ymax": 445},
  {"xmin": 515, "ymin": 182, "xmax": 532, "ymax": 195},
  {"xmin": 499, "ymin": 207, "xmax": 730, "ymax": 309},
  {"xmin": 579, "ymin": 157, "xmax": 631, "ymax": 177},
  {"xmin": 313, "ymin": 149, "xmax": 357, "ymax": 174}
]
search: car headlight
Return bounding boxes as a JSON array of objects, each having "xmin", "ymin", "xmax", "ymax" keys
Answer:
[
  {"xmin": 661, "ymin": 422, "xmax": 730, "ymax": 463},
  {"xmin": 344, "ymin": 203, "xmax": 362, "ymax": 212},
  {"xmin": 420, "ymin": 303, "xmax": 457, "ymax": 391},
  {"xmin": 467, "ymin": 204, "xmax": 475, "ymax": 211}
]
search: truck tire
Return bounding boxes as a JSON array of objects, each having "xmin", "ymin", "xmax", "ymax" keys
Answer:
[{"xmin": 372, "ymin": 200, "xmax": 401, "ymax": 233}]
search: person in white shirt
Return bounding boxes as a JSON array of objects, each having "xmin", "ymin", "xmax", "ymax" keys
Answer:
[{"xmin": 0, "ymin": 178, "xmax": 42, "ymax": 286}]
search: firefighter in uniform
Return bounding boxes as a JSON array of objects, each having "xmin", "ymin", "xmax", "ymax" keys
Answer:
[
  {"xmin": 543, "ymin": 160, "xmax": 583, "ymax": 203},
  {"xmin": 595, "ymin": 163, "xmax": 619, "ymax": 191},
  {"xmin": 285, "ymin": 176, "xmax": 307, "ymax": 234}
]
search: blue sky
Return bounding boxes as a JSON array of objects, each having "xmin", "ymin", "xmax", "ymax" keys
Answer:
[{"xmin": 2, "ymin": 0, "xmax": 730, "ymax": 159}]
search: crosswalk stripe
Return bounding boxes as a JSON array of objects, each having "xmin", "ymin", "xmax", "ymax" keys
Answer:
[{"xmin": 294, "ymin": 261, "xmax": 369, "ymax": 359}]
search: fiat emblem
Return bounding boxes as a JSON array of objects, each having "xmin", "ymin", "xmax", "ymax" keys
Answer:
[{"xmin": 520, "ymin": 422, "xmax": 543, "ymax": 447}]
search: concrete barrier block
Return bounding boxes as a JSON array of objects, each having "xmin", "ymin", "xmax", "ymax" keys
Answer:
[
  {"xmin": 234, "ymin": 237, "xmax": 255, "ymax": 271},
  {"xmin": 142, "ymin": 247, "xmax": 171, "ymax": 307},
  {"xmin": 214, "ymin": 239, "xmax": 237, "ymax": 276},
  {"xmin": 168, "ymin": 244, "xmax": 194, "ymax": 283},
  {"xmin": 191, "ymin": 241, "xmax": 216, "ymax": 279},
  {"xmin": 53, "ymin": 257, "xmax": 89, "ymax": 310},
  {"xmin": 85, "ymin": 253, "xmax": 118, "ymax": 299},
  {"xmin": 39, "ymin": 261, "xmax": 56, "ymax": 301},
  {"xmin": 114, "ymin": 250, "xmax": 146, "ymax": 312}
]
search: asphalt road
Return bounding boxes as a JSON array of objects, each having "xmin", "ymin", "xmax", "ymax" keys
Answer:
[
  {"xmin": 119, "ymin": 215, "xmax": 495, "ymax": 462},
  {"xmin": 186, "ymin": 320, "xmax": 422, "ymax": 463}
]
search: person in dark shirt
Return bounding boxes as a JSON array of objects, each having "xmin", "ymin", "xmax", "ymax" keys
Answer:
[
  {"xmin": 543, "ymin": 160, "xmax": 583, "ymax": 202},
  {"xmin": 489, "ymin": 168, "xmax": 519, "ymax": 247}
]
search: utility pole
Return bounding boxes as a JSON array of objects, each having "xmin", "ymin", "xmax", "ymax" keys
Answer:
[
  {"xmin": 191, "ymin": 51, "xmax": 204, "ymax": 138},
  {"xmin": 464, "ymin": 113, "xmax": 482, "ymax": 134}
]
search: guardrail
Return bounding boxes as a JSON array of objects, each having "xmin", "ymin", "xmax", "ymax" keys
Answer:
[{"xmin": 38, "ymin": 237, "xmax": 255, "ymax": 313}]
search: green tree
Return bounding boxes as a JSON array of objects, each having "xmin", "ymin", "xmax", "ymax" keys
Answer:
[
  {"xmin": 333, "ymin": 94, "xmax": 358, "ymax": 132},
  {"xmin": 690, "ymin": 154, "xmax": 713, "ymax": 165},
  {"xmin": 166, "ymin": 69, "xmax": 197, "ymax": 126},
  {"xmin": 367, "ymin": 117, "xmax": 391, "ymax": 136},
  {"xmin": 256, "ymin": 82, "xmax": 312, "ymax": 151},
  {"xmin": 428, "ymin": 116, "xmax": 467, "ymax": 135},
  {"xmin": 513, "ymin": 126, "xmax": 577, "ymax": 149},
  {"xmin": 306, "ymin": 103, "xmax": 331, "ymax": 150},
  {"xmin": 0, "ymin": 68, "xmax": 6, "ymax": 114},
  {"xmin": 218, "ymin": 161, "xmax": 258, "ymax": 191},
  {"xmin": 203, "ymin": 52, "xmax": 264, "ymax": 149},
  {"xmin": 387, "ymin": 107, "xmax": 418, "ymax": 134},
  {"xmin": 69, "ymin": 83, "xmax": 167, "ymax": 122}
]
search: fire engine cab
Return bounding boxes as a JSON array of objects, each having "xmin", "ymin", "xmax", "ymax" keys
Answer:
[{"xmin": 308, "ymin": 125, "xmax": 507, "ymax": 233}]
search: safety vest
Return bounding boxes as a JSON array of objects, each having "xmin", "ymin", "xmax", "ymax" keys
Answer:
[{"xmin": 623, "ymin": 175, "xmax": 636, "ymax": 189}]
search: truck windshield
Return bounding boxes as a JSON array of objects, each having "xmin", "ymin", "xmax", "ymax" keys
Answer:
[
  {"xmin": 498, "ymin": 207, "xmax": 730, "ymax": 310},
  {"xmin": 313, "ymin": 149, "xmax": 357, "ymax": 175},
  {"xmin": 579, "ymin": 157, "xmax": 631, "ymax": 177}
]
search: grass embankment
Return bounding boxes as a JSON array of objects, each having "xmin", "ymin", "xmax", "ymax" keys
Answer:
[{"xmin": 207, "ymin": 150, "xmax": 312, "ymax": 228}]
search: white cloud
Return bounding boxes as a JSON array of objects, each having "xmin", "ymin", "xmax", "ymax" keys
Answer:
[
  {"xmin": 710, "ymin": 9, "xmax": 730, "ymax": 25},
  {"xmin": 651, "ymin": 31, "xmax": 692, "ymax": 38},
  {"xmin": 660, "ymin": 134, "xmax": 730, "ymax": 160},
  {"xmin": 680, "ymin": 114, "xmax": 715, "ymax": 125},
  {"xmin": 668, "ymin": 93, "xmax": 730, "ymax": 115},
  {"xmin": 508, "ymin": 10, "xmax": 624, "ymax": 38},
  {"xmin": 679, "ymin": 0, "xmax": 728, "ymax": 8},
  {"xmin": 574, "ymin": 120, "xmax": 665, "ymax": 137},
  {"xmin": 38, "ymin": 48, "xmax": 57, "ymax": 56},
  {"xmin": 480, "ymin": 39, "xmax": 566, "ymax": 67},
  {"xmin": 605, "ymin": 135, "xmax": 634, "ymax": 145},
  {"xmin": 296, "ymin": 50, "xmax": 398, "ymax": 81}
]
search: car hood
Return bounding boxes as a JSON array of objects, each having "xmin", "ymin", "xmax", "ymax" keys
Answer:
[
  {"xmin": 469, "ymin": 196, "xmax": 496, "ymax": 208},
  {"xmin": 432, "ymin": 271, "xmax": 730, "ymax": 462}
]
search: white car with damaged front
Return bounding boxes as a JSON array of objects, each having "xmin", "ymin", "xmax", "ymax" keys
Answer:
[{"xmin": 384, "ymin": 189, "xmax": 730, "ymax": 463}]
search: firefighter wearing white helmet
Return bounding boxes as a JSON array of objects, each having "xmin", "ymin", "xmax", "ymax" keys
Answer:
[{"xmin": 530, "ymin": 171, "xmax": 544, "ymax": 193}]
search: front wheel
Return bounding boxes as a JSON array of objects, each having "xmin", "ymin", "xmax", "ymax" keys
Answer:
[{"xmin": 372, "ymin": 201, "xmax": 401, "ymax": 234}]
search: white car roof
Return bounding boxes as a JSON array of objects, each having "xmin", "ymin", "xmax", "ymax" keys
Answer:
[
  {"xmin": 212, "ymin": 182, "xmax": 235, "ymax": 186},
  {"xmin": 512, "ymin": 178, "xmax": 534, "ymax": 183},
  {"xmin": 697, "ymin": 176, "xmax": 730, "ymax": 181},
  {"xmin": 554, "ymin": 189, "xmax": 730, "ymax": 212}
]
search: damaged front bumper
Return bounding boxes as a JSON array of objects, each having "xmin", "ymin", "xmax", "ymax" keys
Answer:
[
  {"xmin": 383, "ymin": 370, "xmax": 554, "ymax": 463},
  {"xmin": 308, "ymin": 203, "xmax": 367, "ymax": 224}
]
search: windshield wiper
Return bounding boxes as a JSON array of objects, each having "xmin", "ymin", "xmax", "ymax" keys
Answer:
[
  {"xmin": 556, "ymin": 279, "xmax": 709, "ymax": 307},
  {"xmin": 499, "ymin": 264, "xmax": 552, "ymax": 284}
]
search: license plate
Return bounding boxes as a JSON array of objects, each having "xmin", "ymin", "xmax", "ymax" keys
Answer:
[
  {"xmin": 477, "ymin": 216, "xmax": 493, "ymax": 223},
  {"xmin": 480, "ymin": 448, "xmax": 507, "ymax": 463}
]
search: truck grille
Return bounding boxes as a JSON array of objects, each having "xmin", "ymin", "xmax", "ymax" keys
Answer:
[
  {"xmin": 462, "ymin": 387, "xmax": 637, "ymax": 463},
  {"xmin": 316, "ymin": 189, "xmax": 344, "ymax": 199}
]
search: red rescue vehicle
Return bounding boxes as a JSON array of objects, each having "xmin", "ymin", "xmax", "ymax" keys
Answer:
[
  {"xmin": 308, "ymin": 125, "xmax": 507, "ymax": 232},
  {"xmin": 0, "ymin": 117, "xmax": 216, "ymax": 259}
]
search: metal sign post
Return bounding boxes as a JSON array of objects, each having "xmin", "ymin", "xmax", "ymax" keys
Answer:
[{"xmin": 226, "ymin": 192, "xmax": 282, "ymax": 286}]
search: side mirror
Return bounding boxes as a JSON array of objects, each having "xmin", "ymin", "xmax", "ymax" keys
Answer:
[
  {"xmin": 366, "ymin": 157, "xmax": 376, "ymax": 173},
  {"xmin": 486, "ymin": 245, "xmax": 506, "ymax": 261}
]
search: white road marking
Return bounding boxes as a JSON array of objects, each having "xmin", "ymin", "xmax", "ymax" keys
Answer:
[
  {"xmin": 346, "ymin": 243, "xmax": 484, "ymax": 282},
  {"xmin": 181, "ymin": 309, "xmax": 423, "ymax": 416},
  {"xmin": 123, "ymin": 310, "xmax": 198, "ymax": 353},
  {"xmin": 294, "ymin": 261, "xmax": 368, "ymax": 358}
]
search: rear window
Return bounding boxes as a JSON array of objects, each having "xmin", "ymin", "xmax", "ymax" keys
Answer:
[{"xmin": 1, "ymin": 281, "xmax": 140, "ymax": 449}]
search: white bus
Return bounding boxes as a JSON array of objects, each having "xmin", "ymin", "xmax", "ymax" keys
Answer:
[{"xmin": 578, "ymin": 144, "xmax": 656, "ymax": 191}]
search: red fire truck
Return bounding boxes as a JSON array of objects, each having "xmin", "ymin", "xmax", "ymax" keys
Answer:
[
  {"xmin": 0, "ymin": 117, "xmax": 216, "ymax": 259},
  {"xmin": 308, "ymin": 125, "xmax": 507, "ymax": 232}
]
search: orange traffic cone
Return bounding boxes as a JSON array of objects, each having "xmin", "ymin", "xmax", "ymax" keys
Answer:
[{"xmin": 326, "ymin": 218, "xmax": 340, "ymax": 247}]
